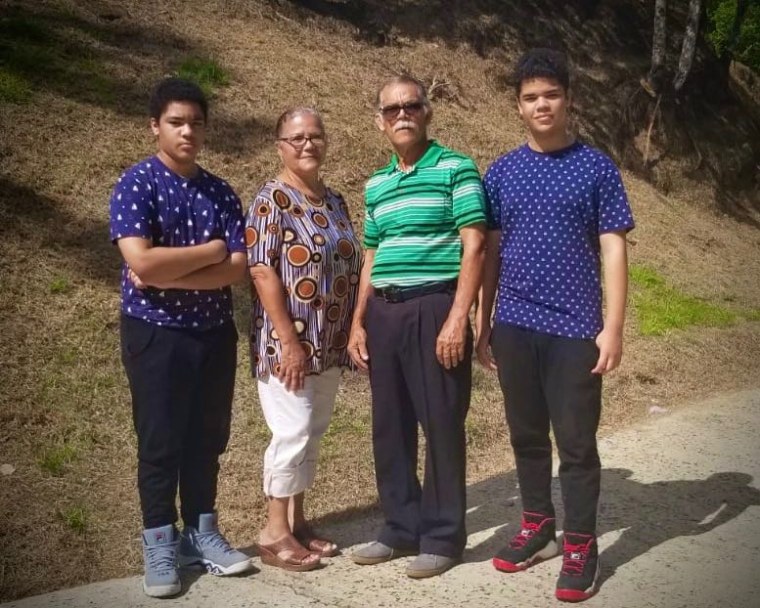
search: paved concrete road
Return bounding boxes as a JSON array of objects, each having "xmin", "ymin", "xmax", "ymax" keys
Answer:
[{"xmin": 6, "ymin": 390, "xmax": 760, "ymax": 608}]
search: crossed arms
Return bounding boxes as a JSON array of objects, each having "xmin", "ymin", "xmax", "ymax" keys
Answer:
[{"xmin": 117, "ymin": 236, "xmax": 246, "ymax": 290}]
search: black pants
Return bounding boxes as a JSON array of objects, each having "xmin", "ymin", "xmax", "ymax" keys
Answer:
[
  {"xmin": 120, "ymin": 315, "xmax": 237, "ymax": 529},
  {"xmin": 491, "ymin": 323, "xmax": 602, "ymax": 535},
  {"xmin": 366, "ymin": 292, "xmax": 471, "ymax": 557}
]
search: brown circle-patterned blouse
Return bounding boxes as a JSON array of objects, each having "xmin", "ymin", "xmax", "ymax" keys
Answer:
[{"xmin": 245, "ymin": 179, "xmax": 362, "ymax": 377}]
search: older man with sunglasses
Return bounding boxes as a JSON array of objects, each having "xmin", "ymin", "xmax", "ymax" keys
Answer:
[{"xmin": 348, "ymin": 75, "xmax": 486, "ymax": 578}]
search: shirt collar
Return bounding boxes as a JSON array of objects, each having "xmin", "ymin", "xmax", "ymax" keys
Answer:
[{"xmin": 379, "ymin": 140, "xmax": 444, "ymax": 175}]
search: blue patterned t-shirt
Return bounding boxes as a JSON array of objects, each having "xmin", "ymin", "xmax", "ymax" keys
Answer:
[
  {"xmin": 109, "ymin": 155, "xmax": 246, "ymax": 330},
  {"xmin": 483, "ymin": 142, "xmax": 635, "ymax": 339}
]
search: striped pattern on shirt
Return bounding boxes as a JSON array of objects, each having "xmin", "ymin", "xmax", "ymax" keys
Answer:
[{"xmin": 363, "ymin": 140, "xmax": 486, "ymax": 288}]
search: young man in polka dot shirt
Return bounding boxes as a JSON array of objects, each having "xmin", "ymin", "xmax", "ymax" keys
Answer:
[
  {"xmin": 476, "ymin": 49, "xmax": 635, "ymax": 602},
  {"xmin": 109, "ymin": 78, "xmax": 253, "ymax": 597}
]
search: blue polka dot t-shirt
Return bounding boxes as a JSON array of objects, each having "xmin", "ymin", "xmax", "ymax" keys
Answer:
[
  {"xmin": 483, "ymin": 141, "xmax": 634, "ymax": 339},
  {"xmin": 109, "ymin": 155, "xmax": 246, "ymax": 330}
]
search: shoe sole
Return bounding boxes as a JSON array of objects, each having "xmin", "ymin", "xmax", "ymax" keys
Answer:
[
  {"xmin": 350, "ymin": 548, "xmax": 418, "ymax": 566},
  {"xmin": 406, "ymin": 559, "xmax": 460, "ymax": 579},
  {"xmin": 555, "ymin": 556, "xmax": 601, "ymax": 602},
  {"xmin": 493, "ymin": 539, "xmax": 559, "ymax": 573},
  {"xmin": 178, "ymin": 555, "xmax": 254, "ymax": 576},
  {"xmin": 142, "ymin": 578, "xmax": 181, "ymax": 598}
]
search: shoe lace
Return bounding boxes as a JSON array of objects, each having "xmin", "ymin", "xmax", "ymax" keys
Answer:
[
  {"xmin": 561, "ymin": 542, "xmax": 588, "ymax": 576},
  {"xmin": 146, "ymin": 541, "xmax": 178, "ymax": 572},
  {"xmin": 509, "ymin": 520, "xmax": 539, "ymax": 550},
  {"xmin": 197, "ymin": 530, "xmax": 234, "ymax": 554}
]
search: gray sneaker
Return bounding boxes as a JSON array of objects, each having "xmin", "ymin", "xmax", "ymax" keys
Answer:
[
  {"xmin": 405, "ymin": 553, "xmax": 460, "ymax": 578},
  {"xmin": 142, "ymin": 524, "xmax": 181, "ymax": 598},
  {"xmin": 350, "ymin": 541, "xmax": 418, "ymax": 565},
  {"xmin": 179, "ymin": 512, "xmax": 253, "ymax": 576}
]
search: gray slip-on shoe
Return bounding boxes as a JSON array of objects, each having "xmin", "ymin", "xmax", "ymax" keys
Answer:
[
  {"xmin": 405, "ymin": 553, "xmax": 460, "ymax": 578},
  {"xmin": 350, "ymin": 541, "xmax": 418, "ymax": 565}
]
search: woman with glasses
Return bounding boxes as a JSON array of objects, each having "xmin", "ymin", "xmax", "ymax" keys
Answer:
[{"xmin": 245, "ymin": 107, "xmax": 362, "ymax": 571}]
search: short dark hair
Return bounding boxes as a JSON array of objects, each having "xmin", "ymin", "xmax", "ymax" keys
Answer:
[
  {"xmin": 512, "ymin": 48, "xmax": 570, "ymax": 96},
  {"xmin": 149, "ymin": 77, "xmax": 208, "ymax": 122},
  {"xmin": 375, "ymin": 74, "xmax": 429, "ymax": 109}
]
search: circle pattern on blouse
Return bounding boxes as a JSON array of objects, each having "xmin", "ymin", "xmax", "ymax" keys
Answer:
[{"xmin": 246, "ymin": 180, "xmax": 362, "ymax": 377}]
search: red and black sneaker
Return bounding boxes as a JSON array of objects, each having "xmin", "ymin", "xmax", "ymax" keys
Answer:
[
  {"xmin": 555, "ymin": 533, "xmax": 600, "ymax": 602},
  {"xmin": 492, "ymin": 512, "xmax": 558, "ymax": 572}
]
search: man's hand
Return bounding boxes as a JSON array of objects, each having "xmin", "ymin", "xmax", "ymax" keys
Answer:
[
  {"xmin": 348, "ymin": 323, "xmax": 370, "ymax": 371},
  {"xmin": 279, "ymin": 340, "xmax": 307, "ymax": 392},
  {"xmin": 591, "ymin": 326, "xmax": 623, "ymax": 374},
  {"xmin": 436, "ymin": 315, "xmax": 467, "ymax": 370},
  {"xmin": 475, "ymin": 325, "xmax": 497, "ymax": 371}
]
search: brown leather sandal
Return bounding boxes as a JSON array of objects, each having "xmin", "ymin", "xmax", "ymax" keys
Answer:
[
  {"xmin": 293, "ymin": 526, "xmax": 339, "ymax": 558},
  {"xmin": 255, "ymin": 536, "xmax": 321, "ymax": 571}
]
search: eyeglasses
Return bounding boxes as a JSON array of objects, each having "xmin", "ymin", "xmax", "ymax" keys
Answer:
[
  {"xmin": 378, "ymin": 101, "xmax": 426, "ymax": 121},
  {"xmin": 277, "ymin": 134, "xmax": 326, "ymax": 148}
]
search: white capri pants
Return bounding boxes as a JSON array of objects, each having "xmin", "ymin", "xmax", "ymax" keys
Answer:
[{"xmin": 257, "ymin": 367, "xmax": 341, "ymax": 498}]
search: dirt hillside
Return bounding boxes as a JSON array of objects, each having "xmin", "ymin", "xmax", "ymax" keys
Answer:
[{"xmin": 0, "ymin": 0, "xmax": 759, "ymax": 601}]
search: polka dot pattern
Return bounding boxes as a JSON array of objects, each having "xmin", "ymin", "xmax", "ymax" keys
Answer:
[
  {"xmin": 483, "ymin": 142, "xmax": 635, "ymax": 339},
  {"xmin": 108, "ymin": 155, "xmax": 246, "ymax": 329}
]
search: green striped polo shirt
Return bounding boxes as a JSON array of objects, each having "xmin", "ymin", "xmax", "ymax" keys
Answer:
[{"xmin": 363, "ymin": 140, "xmax": 486, "ymax": 288}]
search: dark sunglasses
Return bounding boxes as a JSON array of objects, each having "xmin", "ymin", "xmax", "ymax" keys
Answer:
[{"xmin": 379, "ymin": 101, "xmax": 426, "ymax": 121}]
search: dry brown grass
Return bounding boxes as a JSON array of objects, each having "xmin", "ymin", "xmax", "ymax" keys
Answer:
[{"xmin": 1, "ymin": 0, "xmax": 759, "ymax": 600}]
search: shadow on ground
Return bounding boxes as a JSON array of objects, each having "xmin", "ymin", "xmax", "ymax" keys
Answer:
[
  {"xmin": 314, "ymin": 467, "xmax": 760, "ymax": 589},
  {"xmin": 0, "ymin": 177, "xmax": 120, "ymax": 287},
  {"xmin": 0, "ymin": 2, "xmax": 271, "ymax": 157}
]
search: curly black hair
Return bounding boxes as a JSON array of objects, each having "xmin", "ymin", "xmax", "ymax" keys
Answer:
[
  {"xmin": 512, "ymin": 48, "xmax": 570, "ymax": 96},
  {"xmin": 149, "ymin": 77, "xmax": 208, "ymax": 122}
]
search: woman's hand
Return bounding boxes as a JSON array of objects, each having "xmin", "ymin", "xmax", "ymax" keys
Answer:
[{"xmin": 279, "ymin": 339, "xmax": 307, "ymax": 391}]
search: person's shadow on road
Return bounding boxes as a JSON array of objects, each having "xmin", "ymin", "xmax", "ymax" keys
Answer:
[
  {"xmin": 461, "ymin": 468, "xmax": 760, "ymax": 589},
  {"xmin": 593, "ymin": 469, "xmax": 760, "ymax": 586}
]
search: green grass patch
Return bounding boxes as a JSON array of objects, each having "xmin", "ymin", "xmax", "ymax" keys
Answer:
[
  {"xmin": 38, "ymin": 442, "xmax": 78, "ymax": 476},
  {"xmin": 744, "ymin": 309, "xmax": 760, "ymax": 322},
  {"xmin": 629, "ymin": 265, "xmax": 739, "ymax": 336},
  {"xmin": 175, "ymin": 57, "xmax": 230, "ymax": 95},
  {"xmin": 59, "ymin": 506, "xmax": 88, "ymax": 534},
  {"xmin": 49, "ymin": 276, "xmax": 71, "ymax": 294},
  {"xmin": 0, "ymin": 67, "xmax": 32, "ymax": 103}
]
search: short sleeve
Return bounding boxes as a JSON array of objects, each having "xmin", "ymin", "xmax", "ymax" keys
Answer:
[
  {"xmin": 221, "ymin": 185, "xmax": 246, "ymax": 253},
  {"xmin": 596, "ymin": 158, "xmax": 635, "ymax": 234},
  {"xmin": 245, "ymin": 190, "xmax": 284, "ymax": 268},
  {"xmin": 109, "ymin": 169, "xmax": 155, "ymax": 243},
  {"xmin": 482, "ymin": 161, "xmax": 502, "ymax": 230},
  {"xmin": 451, "ymin": 156, "xmax": 487, "ymax": 229}
]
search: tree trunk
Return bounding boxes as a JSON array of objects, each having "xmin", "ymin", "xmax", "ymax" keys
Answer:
[
  {"xmin": 673, "ymin": 0, "xmax": 702, "ymax": 92},
  {"xmin": 650, "ymin": 0, "xmax": 667, "ymax": 80}
]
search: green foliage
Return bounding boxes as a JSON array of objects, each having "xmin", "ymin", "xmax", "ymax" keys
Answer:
[
  {"xmin": 629, "ymin": 265, "xmax": 739, "ymax": 336},
  {"xmin": 175, "ymin": 57, "xmax": 230, "ymax": 95},
  {"xmin": 38, "ymin": 442, "xmax": 78, "ymax": 476},
  {"xmin": 706, "ymin": 0, "xmax": 760, "ymax": 70},
  {"xmin": 59, "ymin": 506, "xmax": 88, "ymax": 534}
]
